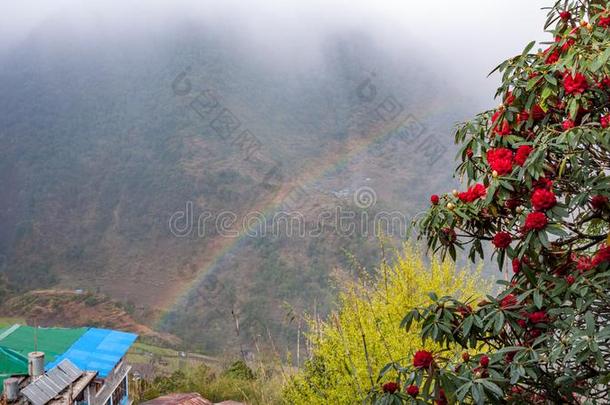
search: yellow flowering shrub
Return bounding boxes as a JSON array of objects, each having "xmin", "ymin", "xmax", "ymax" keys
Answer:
[{"xmin": 282, "ymin": 246, "xmax": 488, "ymax": 404}]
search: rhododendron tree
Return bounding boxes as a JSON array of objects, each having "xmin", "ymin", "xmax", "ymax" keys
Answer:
[{"xmin": 372, "ymin": 1, "xmax": 610, "ymax": 404}]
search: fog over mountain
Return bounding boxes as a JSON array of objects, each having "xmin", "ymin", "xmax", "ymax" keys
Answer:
[{"xmin": 0, "ymin": 1, "xmax": 549, "ymax": 353}]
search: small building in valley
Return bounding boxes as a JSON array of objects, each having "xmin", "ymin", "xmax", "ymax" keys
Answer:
[
  {"xmin": 141, "ymin": 393, "xmax": 245, "ymax": 405},
  {"xmin": 0, "ymin": 324, "xmax": 137, "ymax": 405}
]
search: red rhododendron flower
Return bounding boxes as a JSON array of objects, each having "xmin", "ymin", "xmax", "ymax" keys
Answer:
[
  {"xmin": 524, "ymin": 212, "xmax": 548, "ymax": 231},
  {"xmin": 457, "ymin": 304, "xmax": 473, "ymax": 317},
  {"xmin": 528, "ymin": 311, "xmax": 549, "ymax": 324},
  {"xmin": 598, "ymin": 76, "xmax": 610, "ymax": 88},
  {"xmin": 531, "ymin": 188, "xmax": 557, "ymax": 211},
  {"xmin": 466, "ymin": 148, "xmax": 473, "ymax": 158},
  {"xmin": 490, "ymin": 158, "xmax": 513, "ymax": 175},
  {"xmin": 545, "ymin": 48, "xmax": 560, "ymax": 64},
  {"xmin": 458, "ymin": 183, "xmax": 486, "ymax": 203},
  {"xmin": 599, "ymin": 15, "xmax": 610, "ymax": 28},
  {"xmin": 382, "ymin": 382, "xmax": 399, "ymax": 393},
  {"xmin": 505, "ymin": 198, "xmax": 521, "ymax": 210},
  {"xmin": 413, "ymin": 350, "xmax": 434, "ymax": 369},
  {"xmin": 560, "ymin": 11, "xmax": 571, "ymax": 20},
  {"xmin": 577, "ymin": 256, "xmax": 594, "ymax": 272},
  {"xmin": 491, "ymin": 110, "xmax": 511, "ymax": 136},
  {"xmin": 566, "ymin": 275, "xmax": 576, "ymax": 285},
  {"xmin": 591, "ymin": 195, "xmax": 609, "ymax": 210},
  {"xmin": 532, "ymin": 104, "xmax": 546, "ymax": 121},
  {"xmin": 601, "ymin": 114, "xmax": 610, "ymax": 128},
  {"xmin": 517, "ymin": 110, "xmax": 530, "ymax": 123},
  {"xmin": 514, "ymin": 145, "xmax": 533, "ymax": 166},
  {"xmin": 504, "ymin": 91, "xmax": 515, "ymax": 105},
  {"xmin": 440, "ymin": 227, "xmax": 457, "ymax": 246},
  {"xmin": 493, "ymin": 232, "xmax": 512, "ymax": 249},
  {"xmin": 406, "ymin": 385, "xmax": 419, "ymax": 398},
  {"xmin": 430, "ymin": 194, "xmax": 439, "ymax": 205},
  {"xmin": 563, "ymin": 72, "xmax": 588, "ymax": 94},
  {"xmin": 436, "ymin": 389, "xmax": 448, "ymax": 405},
  {"xmin": 533, "ymin": 177, "xmax": 553, "ymax": 190},
  {"xmin": 500, "ymin": 293, "xmax": 518, "ymax": 308},
  {"xmin": 479, "ymin": 355, "xmax": 490, "ymax": 367},
  {"xmin": 592, "ymin": 245, "xmax": 610, "ymax": 267},
  {"xmin": 512, "ymin": 258, "xmax": 521, "ymax": 274},
  {"xmin": 561, "ymin": 38, "xmax": 575, "ymax": 53},
  {"xmin": 562, "ymin": 119, "xmax": 575, "ymax": 131},
  {"xmin": 487, "ymin": 147, "xmax": 514, "ymax": 175}
]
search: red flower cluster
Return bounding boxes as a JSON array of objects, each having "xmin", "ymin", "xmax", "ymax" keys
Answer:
[
  {"xmin": 457, "ymin": 304, "xmax": 473, "ymax": 317},
  {"xmin": 560, "ymin": 10, "xmax": 571, "ymax": 20},
  {"xmin": 592, "ymin": 245, "xmax": 610, "ymax": 267},
  {"xmin": 532, "ymin": 104, "xmax": 546, "ymax": 121},
  {"xmin": 479, "ymin": 355, "xmax": 490, "ymax": 368},
  {"xmin": 533, "ymin": 177, "xmax": 553, "ymax": 190},
  {"xmin": 491, "ymin": 110, "xmax": 511, "ymax": 136},
  {"xmin": 514, "ymin": 145, "xmax": 533, "ymax": 166},
  {"xmin": 493, "ymin": 232, "xmax": 512, "ymax": 249},
  {"xmin": 487, "ymin": 147, "xmax": 513, "ymax": 175},
  {"xmin": 500, "ymin": 293, "xmax": 518, "ymax": 308},
  {"xmin": 591, "ymin": 195, "xmax": 609, "ymax": 210},
  {"xmin": 528, "ymin": 311, "xmax": 549, "ymax": 324},
  {"xmin": 577, "ymin": 255, "xmax": 594, "ymax": 272},
  {"xmin": 518, "ymin": 110, "xmax": 530, "ymax": 123},
  {"xmin": 505, "ymin": 198, "xmax": 521, "ymax": 210},
  {"xmin": 561, "ymin": 38, "xmax": 575, "ymax": 53},
  {"xmin": 566, "ymin": 275, "xmax": 576, "ymax": 285},
  {"xmin": 562, "ymin": 119, "xmax": 575, "ymax": 131},
  {"xmin": 563, "ymin": 72, "xmax": 588, "ymax": 95},
  {"xmin": 458, "ymin": 183, "xmax": 486, "ymax": 203},
  {"xmin": 524, "ymin": 212, "xmax": 548, "ymax": 231},
  {"xmin": 597, "ymin": 76, "xmax": 610, "ymax": 89},
  {"xmin": 512, "ymin": 258, "xmax": 521, "ymax": 274},
  {"xmin": 531, "ymin": 188, "xmax": 557, "ymax": 211},
  {"xmin": 599, "ymin": 15, "xmax": 610, "ymax": 28},
  {"xmin": 382, "ymin": 381, "xmax": 399, "ymax": 394},
  {"xmin": 430, "ymin": 194, "xmax": 439, "ymax": 205},
  {"xmin": 413, "ymin": 350, "xmax": 434, "ymax": 369},
  {"xmin": 601, "ymin": 114, "xmax": 610, "ymax": 128},
  {"xmin": 406, "ymin": 385, "xmax": 419, "ymax": 398},
  {"xmin": 545, "ymin": 48, "xmax": 560, "ymax": 64},
  {"xmin": 436, "ymin": 389, "xmax": 448, "ymax": 405}
]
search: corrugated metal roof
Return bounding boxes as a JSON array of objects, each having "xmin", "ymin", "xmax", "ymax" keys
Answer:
[
  {"xmin": 21, "ymin": 359, "xmax": 83, "ymax": 405},
  {"xmin": 46, "ymin": 328, "xmax": 137, "ymax": 378}
]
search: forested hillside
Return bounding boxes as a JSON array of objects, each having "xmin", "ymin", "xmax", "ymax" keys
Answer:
[{"xmin": 0, "ymin": 14, "xmax": 470, "ymax": 353}]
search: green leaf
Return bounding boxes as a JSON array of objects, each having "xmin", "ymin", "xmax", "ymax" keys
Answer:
[
  {"xmin": 522, "ymin": 40, "xmax": 536, "ymax": 57},
  {"xmin": 568, "ymin": 98, "xmax": 579, "ymax": 120},
  {"xmin": 585, "ymin": 311, "xmax": 595, "ymax": 336},
  {"xmin": 533, "ymin": 290, "xmax": 543, "ymax": 309},
  {"xmin": 494, "ymin": 311, "xmax": 505, "ymax": 334},
  {"xmin": 463, "ymin": 315, "xmax": 474, "ymax": 336},
  {"xmin": 480, "ymin": 380, "xmax": 503, "ymax": 399}
]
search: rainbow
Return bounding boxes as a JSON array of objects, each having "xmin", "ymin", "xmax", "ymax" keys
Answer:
[{"xmin": 156, "ymin": 99, "xmax": 454, "ymax": 327}]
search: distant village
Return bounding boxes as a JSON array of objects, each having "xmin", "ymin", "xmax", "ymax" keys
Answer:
[{"xmin": 0, "ymin": 324, "xmax": 241, "ymax": 405}]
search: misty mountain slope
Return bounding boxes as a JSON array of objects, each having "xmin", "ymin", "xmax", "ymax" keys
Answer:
[{"xmin": 0, "ymin": 14, "xmax": 470, "ymax": 352}]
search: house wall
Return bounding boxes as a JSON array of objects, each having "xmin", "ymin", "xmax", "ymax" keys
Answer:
[{"xmin": 92, "ymin": 359, "xmax": 132, "ymax": 405}]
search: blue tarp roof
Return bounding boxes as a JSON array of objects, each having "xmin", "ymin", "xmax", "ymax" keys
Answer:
[{"xmin": 46, "ymin": 328, "xmax": 137, "ymax": 378}]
